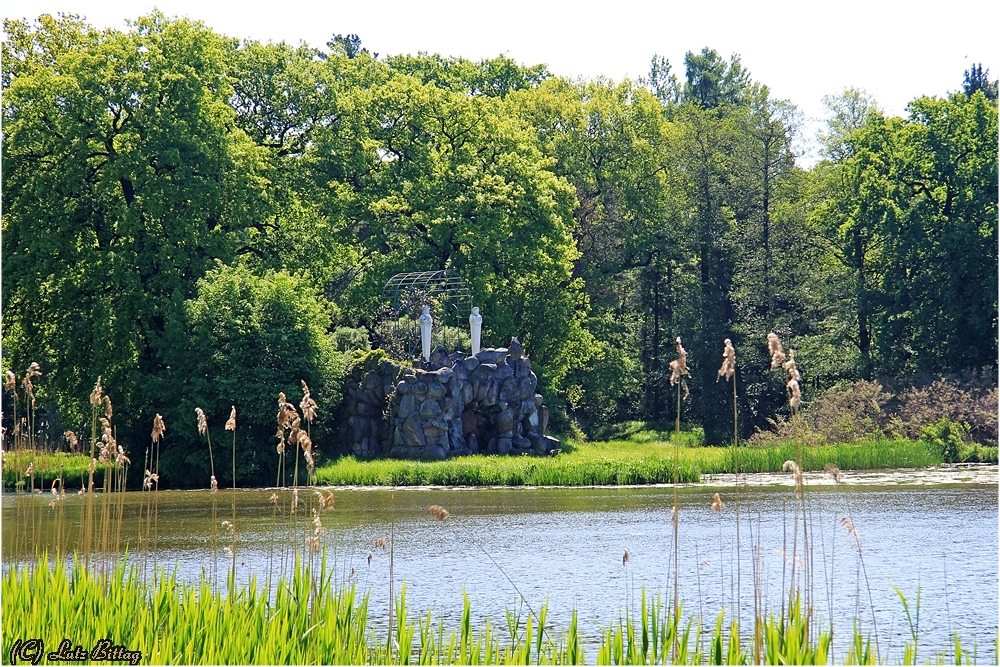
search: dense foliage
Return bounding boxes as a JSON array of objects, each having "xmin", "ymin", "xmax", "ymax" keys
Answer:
[{"xmin": 3, "ymin": 13, "xmax": 996, "ymax": 483}]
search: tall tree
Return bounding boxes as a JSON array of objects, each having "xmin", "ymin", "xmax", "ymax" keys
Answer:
[{"xmin": 2, "ymin": 13, "xmax": 269, "ymax": 436}]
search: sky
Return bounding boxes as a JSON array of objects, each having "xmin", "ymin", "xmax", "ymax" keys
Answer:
[{"xmin": 5, "ymin": 0, "xmax": 999, "ymax": 162}]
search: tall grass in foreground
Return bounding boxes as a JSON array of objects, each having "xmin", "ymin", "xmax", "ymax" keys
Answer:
[{"xmin": 3, "ymin": 554, "xmax": 983, "ymax": 665}]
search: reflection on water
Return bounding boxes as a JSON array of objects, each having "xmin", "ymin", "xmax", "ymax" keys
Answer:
[{"xmin": 3, "ymin": 475, "xmax": 997, "ymax": 662}]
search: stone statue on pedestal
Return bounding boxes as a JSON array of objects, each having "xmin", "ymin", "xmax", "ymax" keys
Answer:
[
  {"xmin": 469, "ymin": 306, "xmax": 483, "ymax": 355},
  {"xmin": 419, "ymin": 305, "xmax": 433, "ymax": 361}
]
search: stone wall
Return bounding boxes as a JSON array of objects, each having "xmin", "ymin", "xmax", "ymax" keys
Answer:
[{"xmin": 339, "ymin": 338, "xmax": 560, "ymax": 460}]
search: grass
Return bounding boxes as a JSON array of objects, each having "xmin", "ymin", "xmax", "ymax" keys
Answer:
[
  {"xmin": 313, "ymin": 435, "xmax": 955, "ymax": 487},
  {"xmin": 3, "ymin": 554, "xmax": 980, "ymax": 665},
  {"xmin": 1, "ymin": 449, "xmax": 105, "ymax": 491}
]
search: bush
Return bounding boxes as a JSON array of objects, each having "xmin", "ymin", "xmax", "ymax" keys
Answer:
[
  {"xmin": 156, "ymin": 265, "xmax": 345, "ymax": 487},
  {"xmin": 919, "ymin": 419, "xmax": 968, "ymax": 463}
]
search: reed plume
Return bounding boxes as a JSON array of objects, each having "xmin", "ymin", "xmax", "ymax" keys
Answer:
[
  {"xmin": 711, "ymin": 492, "xmax": 725, "ymax": 512},
  {"xmin": 90, "ymin": 376, "xmax": 103, "ymax": 407},
  {"xmin": 782, "ymin": 459, "xmax": 804, "ymax": 490},
  {"xmin": 824, "ymin": 463, "xmax": 842, "ymax": 484},
  {"xmin": 669, "ymin": 337, "xmax": 691, "ymax": 399},
  {"xmin": 4, "ymin": 370, "xmax": 15, "ymax": 392},
  {"xmin": 767, "ymin": 333, "xmax": 786, "ymax": 369},
  {"xmin": 64, "ymin": 431, "xmax": 78, "ymax": 451},
  {"xmin": 717, "ymin": 339, "xmax": 736, "ymax": 381},
  {"xmin": 225, "ymin": 406, "xmax": 236, "ymax": 432},
  {"xmin": 622, "ymin": 549, "xmax": 630, "ymax": 566},
  {"xmin": 427, "ymin": 504, "xmax": 450, "ymax": 521},
  {"xmin": 22, "ymin": 362, "xmax": 40, "ymax": 399},
  {"xmin": 195, "ymin": 408, "xmax": 217, "ymax": 492}
]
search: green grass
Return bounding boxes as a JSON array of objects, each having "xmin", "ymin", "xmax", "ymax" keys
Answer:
[
  {"xmin": 314, "ymin": 436, "xmax": 952, "ymax": 487},
  {"xmin": 3, "ymin": 554, "xmax": 979, "ymax": 665},
  {"xmin": 1, "ymin": 449, "xmax": 104, "ymax": 491}
]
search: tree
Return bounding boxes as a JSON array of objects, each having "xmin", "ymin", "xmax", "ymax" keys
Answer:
[
  {"xmin": 2, "ymin": 13, "xmax": 270, "ymax": 441},
  {"xmin": 962, "ymin": 63, "xmax": 998, "ymax": 101}
]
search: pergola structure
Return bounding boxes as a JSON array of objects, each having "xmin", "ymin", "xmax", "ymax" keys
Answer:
[{"xmin": 381, "ymin": 270, "xmax": 473, "ymax": 358}]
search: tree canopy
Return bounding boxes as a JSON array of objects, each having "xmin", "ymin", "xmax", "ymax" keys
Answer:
[{"xmin": 3, "ymin": 15, "xmax": 996, "ymax": 483}]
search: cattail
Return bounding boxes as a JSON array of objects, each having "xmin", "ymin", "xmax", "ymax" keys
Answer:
[
  {"xmin": 152, "ymin": 414, "xmax": 166, "ymax": 443},
  {"xmin": 4, "ymin": 370, "xmax": 15, "ymax": 392},
  {"xmin": 767, "ymin": 333, "xmax": 786, "ymax": 369},
  {"xmin": 90, "ymin": 376, "xmax": 103, "ymax": 406},
  {"xmin": 428, "ymin": 504, "xmax": 450, "ymax": 521},
  {"xmin": 717, "ymin": 338, "xmax": 736, "ymax": 381},
  {"xmin": 375, "ymin": 537, "xmax": 388, "ymax": 550},
  {"xmin": 711, "ymin": 492, "xmax": 725, "ymax": 512},
  {"xmin": 782, "ymin": 459, "xmax": 803, "ymax": 487},
  {"xmin": 225, "ymin": 406, "xmax": 236, "ymax": 431},
  {"xmin": 669, "ymin": 337, "xmax": 691, "ymax": 399},
  {"xmin": 64, "ymin": 430, "xmax": 78, "ymax": 450},
  {"xmin": 623, "ymin": 549, "xmax": 630, "ymax": 566},
  {"xmin": 195, "ymin": 408, "xmax": 208, "ymax": 436},
  {"xmin": 824, "ymin": 463, "xmax": 842, "ymax": 484}
]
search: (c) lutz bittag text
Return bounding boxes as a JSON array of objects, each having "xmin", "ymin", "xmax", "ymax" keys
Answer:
[{"xmin": 9, "ymin": 638, "xmax": 142, "ymax": 665}]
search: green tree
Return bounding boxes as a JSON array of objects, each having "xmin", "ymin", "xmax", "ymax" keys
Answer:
[{"xmin": 2, "ymin": 14, "xmax": 269, "ymax": 441}]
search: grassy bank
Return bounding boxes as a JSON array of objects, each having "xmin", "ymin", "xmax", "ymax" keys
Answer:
[
  {"xmin": 3, "ymin": 554, "xmax": 982, "ymax": 665},
  {"xmin": 1, "ymin": 449, "xmax": 104, "ymax": 491},
  {"xmin": 313, "ymin": 437, "xmax": 960, "ymax": 487}
]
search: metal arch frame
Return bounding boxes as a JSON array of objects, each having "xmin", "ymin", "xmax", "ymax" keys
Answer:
[{"xmin": 381, "ymin": 270, "xmax": 474, "ymax": 357}]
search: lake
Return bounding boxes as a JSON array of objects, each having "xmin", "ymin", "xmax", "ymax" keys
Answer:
[{"xmin": 3, "ymin": 467, "xmax": 997, "ymax": 663}]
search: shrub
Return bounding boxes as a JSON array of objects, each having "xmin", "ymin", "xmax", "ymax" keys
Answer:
[
  {"xmin": 919, "ymin": 419, "xmax": 968, "ymax": 463},
  {"xmin": 157, "ymin": 265, "xmax": 345, "ymax": 487}
]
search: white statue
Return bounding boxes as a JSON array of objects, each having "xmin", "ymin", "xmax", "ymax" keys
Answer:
[
  {"xmin": 469, "ymin": 306, "xmax": 483, "ymax": 355},
  {"xmin": 419, "ymin": 305, "xmax": 433, "ymax": 361}
]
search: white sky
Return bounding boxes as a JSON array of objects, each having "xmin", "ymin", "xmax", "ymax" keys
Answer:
[{"xmin": 5, "ymin": 0, "xmax": 999, "ymax": 163}]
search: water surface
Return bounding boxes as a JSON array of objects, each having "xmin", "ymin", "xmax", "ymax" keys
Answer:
[{"xmin": 4, "ymin": 469, "xmax": 997, "ymax": 662}]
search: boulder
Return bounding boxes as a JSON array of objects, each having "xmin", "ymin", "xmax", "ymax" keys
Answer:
[
  {"xmin": 453, "ymin": 363, "xmax": 469, "ymax": 381},
  {"xmin": 520, "ymin": 399, "xmax": 537, "ymax": 417},
  {"xmin": 496, "ymin": 409, "xmax": 514, "ymax": 434},
  {"xmin": 515, "ymin": 358, "xmax": 532, "ymax": 378},
  {"xmin": 462, "ymin": 382, "xmax": 474, "ymax": 405},
  {"xmin": 357, "ymin": 401, "xmax": 380, "ymax": 418},
  {"xmin": 543, "ymin": 435, "xmax": 561, "ymax": 454},
  {"xmin": 423, "ymin": 424, "xmax": 446, "ymax": 439},
  {"xmin": 398, "ymin": 394, "xmax": 417, "ymax": 418},
  {"xmin": 534, "ymin": 393, "xmax": 544, "ymax": 407},
  {"xmin": 419, "ymin": 399, "xmax": 443, "ymax": 419},
  {"xmin": 396, "ymin": 381, "xmax": 411, "ymax": 395},
  {"xmin": 462, "ymin": 356, "xmax": 480, "ymax": 372},
  {"xmin": 401, "ymin": 413, "xmax": 426, "ymax": 448},
  {"xmin": 497, "ymin": 437, "xmax": 512, "ymax": 455},
  {"xmin": 539, "ymin": 405, "xmax": 549, "ymax": 435},
  {"xmin": 416, "ymin": 369, "xmax": 438, "ymax": 383},
  {"xmin": 425, "ymin": 445, "xmax": 446, "ymax": 460},
  {"xmin": 427, "ymin": 383, "xmax": 446, "ymax": 400},
  {"xmin": 496, "ymin": 363, "xmax": 514, "ymax": 381},
  {"xmin": 437, "ymin": 367, "xmax": 455, "ymax": 383},
  {"xmin": 483, "ymin": 381, "xmax": 499, "ymax": 407},
  {"xmin": 509, "ymin": 337, "xmax": 523, "ymax": 360},
  {"xmin": 348, "ymin": 415, "xmax": 371, "ymax": 441},
  {"xmin": 467, "ymin": 433, "xmax": 479, "ymax": 453}
]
